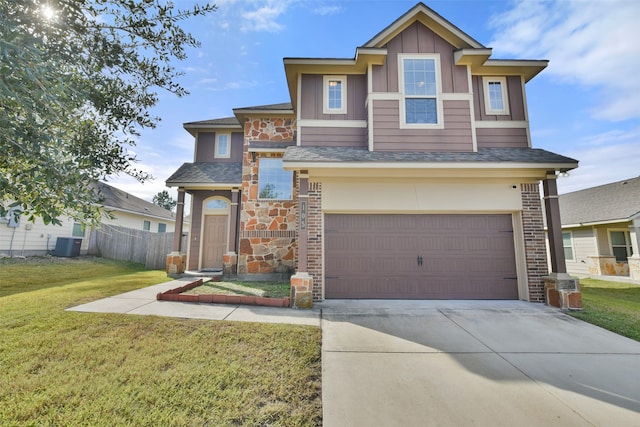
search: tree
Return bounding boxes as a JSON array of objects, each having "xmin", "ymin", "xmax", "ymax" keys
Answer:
[
  {"xmin": 0, "ymin": 0, "xmax": 216, "ymax": 226},
  {"xmin": 152, "ymin": 190, "xmax": 176, "ymax": 211}
]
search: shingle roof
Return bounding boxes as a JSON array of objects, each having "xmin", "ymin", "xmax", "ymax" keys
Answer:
[
  {"xmin": 559, "ymin": 176, "xmax": 640, "ymax": 226},
  {"xmin": 283, "ymin": 146, "xmax": 578, "ymax": 165},
  {"xmin": 165, "ymin": 162, "xmax": 243, "ymax": 186},
  {"xmin": 183, "ymin": 116, "xmax": 240, "ymax": 127},
  {"xmin": 233, "ymin": 102, "xmax": 293, "ymax": 111},
  {"xmin": 248, "ymin": 141, "xmax": 297, "ymax": 150},
  {"xmin": 92, "ymin": 182, "xmax": 175, "ymax": 220}
]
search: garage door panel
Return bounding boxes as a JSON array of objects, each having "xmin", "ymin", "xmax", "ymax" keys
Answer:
[{"xmin": 325, "ymin": 214, "xmax": 519, "ymax": 299}]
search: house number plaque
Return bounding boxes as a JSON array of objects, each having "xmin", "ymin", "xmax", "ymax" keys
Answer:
[{"xmin": 300, "ymin": 200, "xmax": 307, "ymax": 230}]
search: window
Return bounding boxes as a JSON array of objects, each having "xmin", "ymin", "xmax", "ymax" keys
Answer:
[
  {"xmin": 483, "ymin": 77, "xmax": 510, "ymax": 115},
  {"xmin": 399, "ymin": 55, "xmax": 441, "ymax": 126},
  {"xmin": 610, "ymin": 230, "xmax": 633, "ymax": 262},
  {"xmin": 72, "ymin": 223, "xmax": 85, "ymax": 238},
  {"xmin": 206, "ymin": 199, "xmax": 228, "ymax": 210},
  {"xmin": 562, "ymin": 232, "xmax": 574, "ymax": 261},
  {"xmin": 258, "ymin": 158, "xmax": 292, "ymax": 200},
  {"xmin": 158, "ymin": 223, "xmax": 167, "ymax": 233},
  {"xmin": 323, "ymin": 75, "xmax": 347, "ymax": 114},
  {"xmin": 215, "ymin": 133, "xmax": 230, "ymax": 158},
  {"xmin": 143, "ymin": 220, "xmax": 151, "ymax": 231}
]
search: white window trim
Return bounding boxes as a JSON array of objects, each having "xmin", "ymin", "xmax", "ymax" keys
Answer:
[
  {"xmin": 323, "ymin": 75, "xmax": 347, "ymax": 115},
  {"xmin": 215, "ymin": 133, "xmax": 231, "ymax": 158},
  {"xmin": 608, "ymin": 229, "xmax": 632, "ymax": 262},
  {"xmin": 398, "ymin": 53, "xmax": 443, "ymax": 129},
  {"xmin": 483, "ymin": 76, "xmax": 510, "ymax": 116},
  {"xmin": 562, "ymin": 231, "xmax": 575, "ymax": 261}
]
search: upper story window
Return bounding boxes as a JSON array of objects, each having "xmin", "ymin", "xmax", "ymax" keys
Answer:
[
  {"xmin": 258, "ymin": 158, "xmax": 292, "ymax": 200},
  {"xmin": 483, "ymin": 77, "xmax": 510, "ymax": 115},
  {"xmin": 609, "ymin": 230, "xmax": 633, "ymax": 262},
  {"xmin": 215, "ymin": 133, "xmax": 230, "ymax": 158},
  {"xmin": 323, "ymin": 75, "xmax": 347, "ymax": 115},
  {"xmin": 399, "ymin": 54, "xmax": 442, "ymax": 127}
]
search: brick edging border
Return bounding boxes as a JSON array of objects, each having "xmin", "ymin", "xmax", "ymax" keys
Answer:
[{"xmin": 156, "ymin": 279, "xmax": 291, "ymax": 308}]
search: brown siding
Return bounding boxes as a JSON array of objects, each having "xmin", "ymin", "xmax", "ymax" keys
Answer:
[
  {"xmin": 476, "ymin": 127, "xmax": 529, "ymax": 148},
  {"xmin": 300, "ymin": 74, "xmax": 367, "ymax": 120},
  {"xmin": 195, "ymin": 131, "xmax": 243, "ymax": 162},
  {"xmin": 187, "ymin": 190, "xmax": 233, "ymax": 271},
  {"xmin": 300, "ymin": 126, "xmax": 367, "ymax": 147},
  {"xmin": 473, "ymin": 75, "xmax": 526, "ymax": 121},
  {"xmin": 372, "ymin": 99, "xmax": 473, "ymax": 151},
  {"xmin": 371, "ymin": 22, "xmax": 469, "ymax": 94}
]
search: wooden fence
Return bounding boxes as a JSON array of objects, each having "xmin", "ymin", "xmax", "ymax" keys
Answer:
[{"xmin": 87, "ymin": 224, "xmax": 188, "ymax": 270}]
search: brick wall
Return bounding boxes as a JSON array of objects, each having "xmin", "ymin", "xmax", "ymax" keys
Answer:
[
  {"xmin": 307, "ymin": 181, "xmax": 323, "ymax": 301},
  {"xmin": 521, "ymin": 183, "xmax": 548, "ymax": 302}
]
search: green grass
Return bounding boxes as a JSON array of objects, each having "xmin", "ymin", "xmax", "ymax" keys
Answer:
[
  {"xmin": 0, "ymin": 257, "xmax": 322, "ymax": 426},
  {"xmin": 569, "ymin": 278, "xmax": 640, "ymax": 342},
  {"xmin": 185, "ymin": 281, "xmax": 292, "ymax": 298}
]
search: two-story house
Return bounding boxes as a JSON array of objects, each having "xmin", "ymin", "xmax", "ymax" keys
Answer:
[{"xmin": 166, "ymin": 3, "xmax": 579, "ymax": 307}]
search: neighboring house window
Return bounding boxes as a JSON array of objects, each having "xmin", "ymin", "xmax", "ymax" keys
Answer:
[
  {"xmin": 483, "ymin": 77, "xmax": 510, "ymax": 115},
  {"xmin": 258, "ymin": 158, "xmax": 292, "ymax": 200},
  {"xmin": 215, "ymin": 133, "xmax": 230, "ymax": 158},
  {"xmin": 143, "ymin": 220, "xmax": 151, "ymax": 231},
  {"xmin": 399, "ymin": 54, "xmax": 442, "ymax": 127},
  {"xmin": 72, "ymin": 223, "xmax": 85, "ymax": 238},
  {"xmin": 323, "ymin": 75, "xmax": 347, "ymax": 114},
  {"xmin": 158, "ymin": 223, "xmax": 167, "ymax": 233},
  {"xmin": 610, "ymin": 230, "xmax": 633, "ymax": 262},
  {"xmin": 562, "ymin": 232, "xmax": 574, "ymax": 261}
]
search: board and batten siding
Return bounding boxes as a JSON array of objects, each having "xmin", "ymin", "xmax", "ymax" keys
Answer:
[
  {"xmin": 472, "ymin": 75, "xmax": 526, "ymax": 121},
  {"xmin": 371, "ymin": 21, "xmax": 469, "ymax": 94},
  {"xmin": 372, "ymin": 99, "xmax": 473, "ymax": 151},
  {"xmin": 195, "ymin": 131, "xmax": 243, "ymax": 163},
  {"xmin": 299, "ymin": 74, "xmax": 367, "ymax": 121}
]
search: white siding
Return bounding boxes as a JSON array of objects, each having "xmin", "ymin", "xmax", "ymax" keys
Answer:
[{"xmin": 566, "ymin": 227, "xmax": 595, "ymax": 277}]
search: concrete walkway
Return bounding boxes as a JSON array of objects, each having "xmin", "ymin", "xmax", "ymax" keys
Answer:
[
  {"xmin": 318, "ymin": 300, "xmax": 640, "ymax": 426},
  {"xmin": 67, "ymin": 278, "xmax": 320, "ymax": 326}
]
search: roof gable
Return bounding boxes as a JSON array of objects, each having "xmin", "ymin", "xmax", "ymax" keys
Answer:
[{"xmin": 559, "ymin": 176, "xmax": 640, "ymax": 226}]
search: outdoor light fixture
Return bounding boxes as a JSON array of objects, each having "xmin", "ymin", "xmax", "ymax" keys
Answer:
[{"xmin": 251, "ymin": 151, "xmax": 257, "ymax": 163}]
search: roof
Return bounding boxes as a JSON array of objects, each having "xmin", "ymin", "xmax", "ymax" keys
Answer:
[
  {"xmin": 184, "ymin": 116, "xmax": 240, "ymax": 127},
  {"xmin": 233, "ymin": 102, "xmax": 293, "ymax": 112},
  {"xmin": 559, "ymin": 176, "xmax": 640, "ymax": 226},
  {"xmin": 165, "ymin": 162, "xmax": 243, "ymax": 188},
  {"xmin": 92, "ymin": 182, "xmax": 175, "ymax": 221},
  {"xmin": 182, "ymin": 103, "xmax": 294, "ymax": 135},
  {"xmin": 283, "ymin": 146, "xmax": 577, "ymax": 166}
]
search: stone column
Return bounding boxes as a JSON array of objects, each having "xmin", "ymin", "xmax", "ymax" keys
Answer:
[
  {"xmin": 290, "ymin": 172, "xmax": 313, "ymax": 309},
  {"xmin": 543, "ymin": 173, "xmax": 581, "ymax": 310},
  {"xmin": 629, "ymin": 220, "xmax": 640, "ymax": 281},
  {"xmin": 166, "ymin": 188, "xmax": 187, "ymax": 276},
  {"xmin": 223, "ymin": 189, "xmax": 240, "ymax": 276}
]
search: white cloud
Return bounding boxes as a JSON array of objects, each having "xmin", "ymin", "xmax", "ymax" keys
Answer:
[
  {"xmin": 241, "ymin": 1, "xmax": 295, "ymax": 32},
  {"xmin": 313, "ymin": 5, "xmax": 342, "ymax": 16},
  {"xmin": 490, "ymin": 0, "xmax": 640, "ymax": 121}
]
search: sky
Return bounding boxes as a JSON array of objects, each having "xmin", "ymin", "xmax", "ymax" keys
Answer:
[{"xmin": 109, "ymin": 0, "xmax": 640, "ymax": 205}]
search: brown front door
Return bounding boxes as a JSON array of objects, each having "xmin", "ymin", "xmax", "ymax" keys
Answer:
[
  {"xmin": 202, "ymin": 215, "xmax": 228, "ymax": 270},
  {"xmin": 324, "ymin": 214, "xmax": 518, "ymax": 299}
]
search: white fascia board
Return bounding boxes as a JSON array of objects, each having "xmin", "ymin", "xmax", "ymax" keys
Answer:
[
  {"xmin": 165, "ymin": 182, "xmax": 242, "ymax": 190},
  {"xmin": 562, "ymin": 218, "xmax": 632, "ymax": 228},
  {"xmin": 283, "ymin": 161, "xmax": 577, "ymax": 171},
  {"xmin": 248, "ymin": 148, "xmax": 288, "ymax": 153}
]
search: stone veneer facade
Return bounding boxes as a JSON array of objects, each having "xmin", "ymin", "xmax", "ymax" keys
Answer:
[
  {"xmin": 237, "ymin": 117, "xmax": 297, "ymax": 276},
  {"xmin": 520, "ymin": 182, "xmax": 548, "ymax": 302}
]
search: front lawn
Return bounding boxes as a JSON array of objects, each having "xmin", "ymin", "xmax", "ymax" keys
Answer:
[
  {"xmin": 569, "ymin": 278, "xmax": 640, "ymax": 342},
  {"xmin": 0, "ymin": 257, "xmax": 322, "ymax": 426}
]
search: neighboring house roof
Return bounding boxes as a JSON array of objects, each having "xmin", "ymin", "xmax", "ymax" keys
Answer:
[
  {"xmin": 165, "ymin": 162, "xmax": 243, "ymax": 188},
  {"xmin": 92, "ymin": 182, "xmax": 175, "ymax": 221},
  {"xmin": 283, "ymin": 147, "xmax": 577, "ymax": 169},
  {"xmin": 559, "ymin": 176, "xmax": 640, "ymax": 227}
]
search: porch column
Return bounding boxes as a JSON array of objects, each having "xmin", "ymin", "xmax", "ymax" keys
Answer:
[
  {"xmin": 167, "ymin": 188, "xmax": 187, "ymax": 276},
  {"xmin": 543, "ymin": 174, "xmax": 566, "ymax": 274},
  {"xmin": 542, "ymin": 173, "xmax": 581, "ymax": 310},
  {"xmin": 223, "ymin": 188, "xmax": 240, "ymax": 276},
  {"xmin": 629, "ymin": 219, "xmax": 640, "ymax": 281},
  {"xmin": 291, "ymin": 172, "xmax": 313, "ymax": 309}
]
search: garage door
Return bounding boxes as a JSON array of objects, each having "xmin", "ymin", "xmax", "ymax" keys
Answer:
[{"xmin": 324, "ymin": 214, "xmax": 518, "ymax": 299}]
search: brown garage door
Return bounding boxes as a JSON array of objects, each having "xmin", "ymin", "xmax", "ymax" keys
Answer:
[{"xmin": 324, "ymin": 214, "xmax": 518, "ymax": 299}]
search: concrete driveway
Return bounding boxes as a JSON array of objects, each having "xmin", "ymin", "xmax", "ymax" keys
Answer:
[{"xmin": 318, "ymin": 300, "xmax": 640, "ymax": 426}]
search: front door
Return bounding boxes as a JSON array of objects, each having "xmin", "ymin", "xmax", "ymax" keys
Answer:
[{"xmin": 201, "ymin": 215, "xmax": 228, "ymax": 270}]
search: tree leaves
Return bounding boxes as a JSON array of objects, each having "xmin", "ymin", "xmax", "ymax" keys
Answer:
[{"xmin": 0, "ymin": 0, "xmax": 216, "ymax": 226}]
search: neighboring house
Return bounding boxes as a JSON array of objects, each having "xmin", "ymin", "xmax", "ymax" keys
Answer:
[
  {"xmin": 0, "ymin": 182, "xmax": 176, "ymax": 257},
  {"xmin": 557, "ymin": 177, "xmax": 640, "ymax": 281},
  {"xmin": 166, "ymin": 3, "xmax": 578, "ymax": 304}
]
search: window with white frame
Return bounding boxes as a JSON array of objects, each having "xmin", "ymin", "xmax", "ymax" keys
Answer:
[
  {"xmin": 483, "ymin": 77, "xmax": 510, "ymax": 115},
  {"xmin": 323, "ymin": 75, "xmax": 347, "ymax": 115},
  {"xmin": 399, "ymin": 55, "xmax": 441, "ymax": 126},
  {"xmin": 158, "ymin": 223, "xmax": 167, "ymax": 233},
  {"xmin": 258, "ymin": 158, "xmax": 292, "ymax": 200},
  {"xmin": 215, "ymin": 133, "xmax": 230, "ymax": 158},
  {"xmin": 143, "ymin": 220, "xmax": 151, "ymax": 231},
  {"xmin": 562, "ymin": 231, "xmax": 574, "ymax": 261},
  {"xmin": 610, "ymin": 230, "xmax": 633, "ymax": 262}
]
